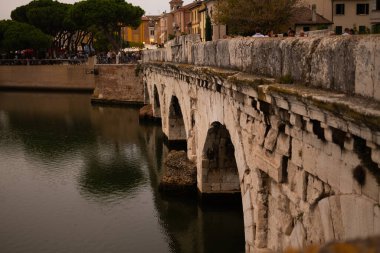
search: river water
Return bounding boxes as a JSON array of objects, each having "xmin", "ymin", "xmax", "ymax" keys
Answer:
[{"xmin": 0, "ymin": 92, "xmax": 244, "ymax": 253}]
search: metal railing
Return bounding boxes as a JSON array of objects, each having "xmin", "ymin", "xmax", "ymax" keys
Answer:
[{"xmin": 0, "ymin": 58, "xmax": 88, "ymax": 65}]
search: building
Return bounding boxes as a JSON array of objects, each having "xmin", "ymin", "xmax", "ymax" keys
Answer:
[
  {"xmin": 188, "ymin": 1, "xmax": 203, "ymax": 39},
  {"xmin": 292, "ymin": 5, "xmax": 333, "ymax": 33},
  {"xmin": 303, "ymin": 0, "xmax": 379, "ymax": 33},
  {"xmin": 122, "ymin": 16, "xmax": 160, "ymax": 46},
  {"xmin": 205, "ymin": 0, "xmax": 227, "ymax": 40},
  {"xmin": 172, "ymin": 2, "xmax": 192, "ymax": 36}
]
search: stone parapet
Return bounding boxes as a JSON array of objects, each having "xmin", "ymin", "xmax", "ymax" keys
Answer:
[{"xmin": 143, "ymin": 35, "xmax": 380, "ymax": 101}]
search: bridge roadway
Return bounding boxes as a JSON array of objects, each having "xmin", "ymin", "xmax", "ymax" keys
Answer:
[{"xmin": 142, "ymin": 35, "xmax": 380, "ymax": 252}]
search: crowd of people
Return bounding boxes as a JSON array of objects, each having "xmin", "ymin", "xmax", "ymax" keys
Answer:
[
  {"xmin": 96, "ymin": 50, "xmax": 142, "ymax": 64},
  {"xmin": 251, "ymin": 26, "xmax": 357, "ymax": 38}
]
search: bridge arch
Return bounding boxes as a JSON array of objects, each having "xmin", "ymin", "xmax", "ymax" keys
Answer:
[
  {"xmin": 200, "ymin": 122, "xmax": 240, "ymax": 194},
  {"xmin": 167, "ymin": 95, "xmax": 186, "ymax": 141}
]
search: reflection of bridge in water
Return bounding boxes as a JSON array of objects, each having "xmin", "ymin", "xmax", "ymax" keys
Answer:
[
  {"xmin": 142, "ymin": 35, "xmax": 380, "ymax": 252},
  {"xmin": 0, "ymin": 92, "xmax": 245, "ymax": 252}
]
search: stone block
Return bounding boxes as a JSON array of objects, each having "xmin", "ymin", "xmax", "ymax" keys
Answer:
[
  {"xmin": 341, "ymin": 195, "xmax": 375, "ymax": 240},
  {"xmin": 371, "ymin": 148, "xmax": 380, "ymax": 165},
  {"xmin": 306, "ymin": 174, "xmax": 324, "ymax": 205},
  {"xmin": 245, "ymin": 225, "xmax": 255, "ymax": 246},
  {"xmin": 290, "ymin": 102, "xmax": 308, "ymax": 116},
  {"xmin": 305, "ymin": 120, "xmax": 314, "ymax": 133},
  {"xmin": 286, "ymin": 221, "xmax": 306, "ymax": 250},
  {"xmin": 339, "ymin": 165, "xmax": 354, "ymax": 194},
  {"xmin": 242, "ymin": 189, "xmax": 253, "ymax": 212},
  {"xmin": 341, "ymin": 150, "xmax": 361, "ymax": 167},
  {"xmin": 221, "ymin": 182, "xmax": 240, "ymax": 192},
  {"xmin": 361, "ymin": 126, "xmax": 373, "ymax": 141},
  {"xmin": 326, "ymin": 114, "xmax": 348, "ymax": 132},
  {"xmin": 244, "ymin": 207, "xmax": 255, "ymax": 227},
  {"xmin": 290, "ymin": 127, "xmax": 303, "ymax": 140},
  {"xmin": 355, "ymin": 37, "xmax": 380, "ymax": 99},
  {"xmin": 290, "ymin": 113, "xmax": 303, "ymax": 128},
  {"xmin": 276, "ymin": 133, "xmax": 290, "ymax": 156},
  {"xmin": 373, "ymin": 132, "xmax": 380, "ymax": 146},
  {"xmin": 318, "ymin": 199, "xmax": 334, "ymax": 242},
  {"xmin": 314, "ymin": 151, "xmax": 332, "ymax": 183},
  {"xmin": 254, "ymin": 146, "xmax": 284, "ymax": 182},
  {"xmin": 362, "ymin": 171, "xmax": 379, "ymax": 202},
  {"xmin": 324, "ymin": 127, "xmax": 333, "ymax": 142},
  {"xmin": 211, "ymin": 183, "xmax": 221, "ymax": 192},
  {"xmin": 253, "ymin": 120, "xmax": 267, "ymax": 146},
  {"xmin": 302, "ymin": 143, "xmax": 318, "ymax": 175},
  {"xmin": 344, "ymin": 135, "xmax": 354, "ymax": 151},
  {"xmin": 264, "ymin": 129, "xmax": 279, "ymax": 151},
  {"xmin": 309, "ymin": 107, "xmax": 325, "ymax": 122},
  {"xmin": 291, "ymin": 138, "xmax": 303, "ymax": 167},
  {"xmin": 348, "ymin": 121, "xmax": 361, "ymax": 137},
  {"xmin": 274, "ymin": 96, "xmax": 289, "ymax": 110},
  {"xmin": 269, "ymin": 115, "xmax": 281, "ymax": 130},
  {"xmin": 375, "ymin": 205, "xmax": 380, "ymax": 235}
]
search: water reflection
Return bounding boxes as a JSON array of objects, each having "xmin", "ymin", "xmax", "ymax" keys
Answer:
[
  {"xmin": 0, "ymin": 91, "xmax": 245, "ymax": 253},
  {"xmin": 79, "ymin": 142, "xmax": 146, "ymax": 199}
]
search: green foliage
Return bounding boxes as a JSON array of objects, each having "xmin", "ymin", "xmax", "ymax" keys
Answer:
[
  {"xmin": 11, "ymin": 0, "xmax": 72, "ymax": 36},
  {"xmin": 69, "ymin": 0, "xmax": 144, "ymax": 50},
  {"xmin": 0, "ymin": 20, "xmax": 52, "ymax": 52},
  {"xmin": 215, "ymin": 0, "xmax": 299, "ymax": 35},
  {"xmin": 205, "ymin": 14, "xmax": 212, "ymax": 41},
  {"xmin": 93, "ymin": 31, "xmax": 111, "ymax": 52}
]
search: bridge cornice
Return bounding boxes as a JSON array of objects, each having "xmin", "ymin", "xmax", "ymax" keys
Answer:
[{"xmin": 144, "ymin": 61, "xmax": 380, "ymax": 143}]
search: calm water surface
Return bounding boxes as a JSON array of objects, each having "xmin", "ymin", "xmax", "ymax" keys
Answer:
[{"xmin": 0, "ymin": 92, "xmax": 244, "ymax": 253}]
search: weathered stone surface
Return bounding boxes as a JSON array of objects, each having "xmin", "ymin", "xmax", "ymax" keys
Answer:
[
  {"xmin": 93, "ymin": 64, "xmax": 144, "ymax": 104},
  {"xmin": 139, "ymin": 104, "xmax": 156, "ymax": 121},
  {"xmin": 159, "ymin": 150, "xmax": 196, "ymax": 192},
  {"xmin": 143, "ymin": 39, "xmax": 380, "ymax": 253},
  {"xmin": 143, "ymin": 34, "xmax": 380, "ymax": 100}
]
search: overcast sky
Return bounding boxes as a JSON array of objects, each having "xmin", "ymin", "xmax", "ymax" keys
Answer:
[{"xmin": 0, "ymin": 0, "xmax": 192, "ymax": 20}]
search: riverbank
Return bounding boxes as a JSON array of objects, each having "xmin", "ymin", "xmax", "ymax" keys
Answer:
[{"xmin": 0, "ymin": 60, "xmax": 95, "ymax": 92}]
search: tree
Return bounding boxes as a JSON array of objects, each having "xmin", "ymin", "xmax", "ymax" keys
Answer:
[
  {"xmin": 0, "ymin": 20, "xmax": 52, "ymax": 53},
  {"xmin": 205, "ymin": 13, "xmax": 213, "ymax": 41},
  {"xmin": 11, "ymin": 0, "xmax": 76, "ymax": 53},
  {"xmin": 69, "ymin": 0, "xmax": 144, "ymax": 51},
  {"xmin": 214, "ymin": 0, "xmax": 299, "ymax": 36}
]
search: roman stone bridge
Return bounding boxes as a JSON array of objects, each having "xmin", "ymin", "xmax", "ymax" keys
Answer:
[{"xmin": 141, "ymin": 35, "xmax": 380, "ymax": 252}]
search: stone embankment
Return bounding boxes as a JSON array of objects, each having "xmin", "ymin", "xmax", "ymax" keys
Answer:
[
  {"xmin": 143, "ymin": 34, "xmax": 380, "ymax": 101},
  {"xmin": 0, "ymin": 63, "xmax": 95, "ymax": 92},
  {"xmin": 91, "ymin": 64, "xmax": 144, "ymax": 105},
  {"xmin": 159, "ymin": 150, "xmax": 196, "ymax": 193}
]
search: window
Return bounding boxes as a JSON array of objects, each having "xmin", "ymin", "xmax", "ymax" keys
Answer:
[
  {"xmin": 303, "ymin": 26, "xmax": 310, "ymax": 32},
  {"xmin": 336, "ymin": 4, "xmax": 345, "ymax": 15},
  {"xmin": 377, "ymin": 0, "xmax": 380, "ymax": 10},
  {"xmin": 150, "ymin": 30, "xmax": 154, "ymax": 36},
  {"xmin": 357, "ymin": 4, "xmax": 369, "ymax": 15},
  {"xmin": 335, "ymin": 26, "xmax": 343, "ymax": 35}
]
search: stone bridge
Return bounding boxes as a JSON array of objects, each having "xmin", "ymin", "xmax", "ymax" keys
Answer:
[{"xmin": 142, "ymin": 35, "xmax": 380, "ymax": 252}]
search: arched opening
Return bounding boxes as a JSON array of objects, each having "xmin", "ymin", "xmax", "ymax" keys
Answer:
[
  {"xmin": 153, "ymin": 85, "xmax": 161, "ymax": 118},
  {"xmin": 200, "ymin": 122, "xmax": 240, "ymax": 196},
  {"xmin": 167, "ymin": 96, "xmax": 187, "ymax": 146}
]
